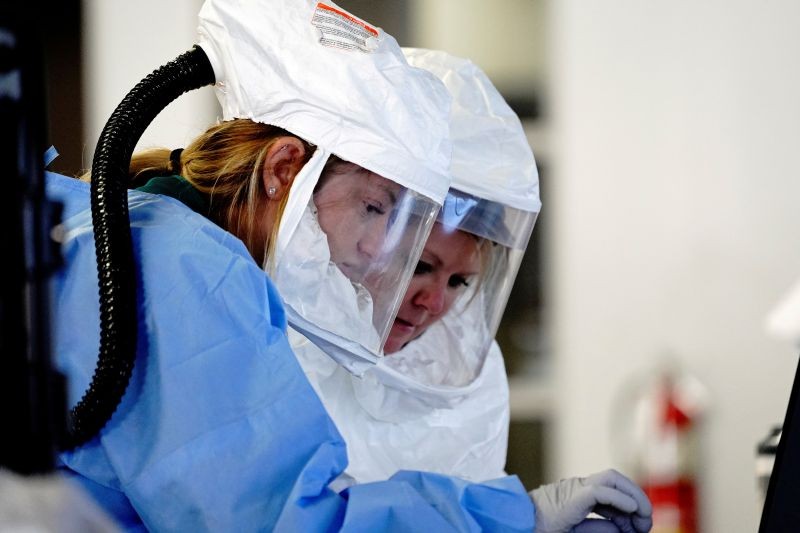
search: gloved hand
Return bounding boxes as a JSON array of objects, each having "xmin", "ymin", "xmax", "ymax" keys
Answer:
[{"xmin": 529, "ymin": 469, "xmax": 653, "ymax": 533}]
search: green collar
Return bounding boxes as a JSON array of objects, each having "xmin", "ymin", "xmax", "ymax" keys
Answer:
[{"xmin": 137, "ymin": 175, "xmax": 210, "ymax": 216}]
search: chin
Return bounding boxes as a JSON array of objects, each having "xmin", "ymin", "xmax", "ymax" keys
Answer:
[
  {"xmin": 383, "ymin": 338, "xmax": 403, "ymax": 355},
  {"xmin": 383, "ymin": 345, "xmax": 399, "ymax": 355}
]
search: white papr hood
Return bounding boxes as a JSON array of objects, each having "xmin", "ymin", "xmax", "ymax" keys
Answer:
[
  {"xmin": 290, "ymin": 331, "xmax": 510, "ymax": 483},
  {"xmin": 404, "ymin": 47, "xmax": 539, "ymax": 213},
  {"xmin": 196, "ymin": 1, "xmax": 455, "ymax": 369},
  {"xmin": 197, "ymin": 0, "xmax": 452, "ymax": 203}
]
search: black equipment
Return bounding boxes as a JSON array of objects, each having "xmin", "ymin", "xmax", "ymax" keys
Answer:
[
  {"xmin": 1, "ymin": 1, "xmax": 216, "ymax": 462},
  {"xmin": 0, "ymin": 4, "xmax": 67, "ymax": 474},
  {"xmin": 759, "ymin": 354, "xmax": 800, "ymax": 532}
]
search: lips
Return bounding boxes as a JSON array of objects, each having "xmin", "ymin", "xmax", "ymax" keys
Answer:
[
  {"xmin": 392, "ymin": 317, "xmax": 416, "ymax": 334},
  {"xmin": 338, "ymin": 262, "xmax": 362, "ymax": 281},
  {"xmin": 385, "ymin": 316, "xmax": 423, "ymax": 354}
]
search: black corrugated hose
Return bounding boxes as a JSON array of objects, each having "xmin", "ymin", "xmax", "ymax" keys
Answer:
[{"xmin": 62, "ymin": 46, "xmax": 215, "ymax": 450}]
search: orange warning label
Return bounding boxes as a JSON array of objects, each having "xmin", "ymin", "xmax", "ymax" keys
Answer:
[{"xmin": 311, "ymin": 3, "xmax": 379, "ymax": 52}]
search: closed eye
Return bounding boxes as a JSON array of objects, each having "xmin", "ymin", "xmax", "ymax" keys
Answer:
[
  {"xmin": 448, "ymin": 275, "xmax": 470, "ymax": 289},
  {"xmin": 414, "ymin": 260, "xmax": 433, "ymax": 275},
  {"xmin": 363, "ymin": 200, "xmax": 385, "ymax": 215}
]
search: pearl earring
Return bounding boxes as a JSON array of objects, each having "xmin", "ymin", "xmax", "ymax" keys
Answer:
[{"xmin": 267, "ymin": 186, "xmax": 277, "ymax": 197}]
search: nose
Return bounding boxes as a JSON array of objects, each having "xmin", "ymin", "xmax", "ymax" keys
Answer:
[
  {"xmin": 357, "ymin": 221, "xmax": 384, "ymax": 261},
  {"xmin": 414, "ymin": 283, "xmax": 446, "ymax": 316}
]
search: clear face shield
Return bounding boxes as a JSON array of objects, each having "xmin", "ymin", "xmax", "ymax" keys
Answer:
[
  {"xmin": 273, "ymin": 150, "xmax": 439, "ymax": 374},
  {"xmin": 380, "ymin": 187, "xmax": 538, "ymax": 388}
]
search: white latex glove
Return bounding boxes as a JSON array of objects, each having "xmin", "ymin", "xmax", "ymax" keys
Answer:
[{"xmin": 529, "ymin": 469, "xmax": 653, "ymax": 533}]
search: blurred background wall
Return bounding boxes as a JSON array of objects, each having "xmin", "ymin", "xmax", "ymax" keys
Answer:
[
  {"xmin": 548, "ymin": 3, "xmax": 800, "ymax": 532},
  {"xmin": 43, "ymin": 1, "xmax": 800, "ymax": 531},
  {"xmin": 81, "ymin": 0, "xmax": 216, "ymax": 171}
]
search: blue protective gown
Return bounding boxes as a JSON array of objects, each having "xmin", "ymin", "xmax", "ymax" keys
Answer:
[{"xmin": 46, "ymin": 172, "xmax": 535, "ymax": 532}]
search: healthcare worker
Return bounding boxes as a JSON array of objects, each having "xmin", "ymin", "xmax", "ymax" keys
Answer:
[
  {"xmin": 289, "ymin": 48, "xmax": 653, "ymax": 533},
  {"xmin": 49, "ymin": 0, "xmax": 651, "ymax": 530}
]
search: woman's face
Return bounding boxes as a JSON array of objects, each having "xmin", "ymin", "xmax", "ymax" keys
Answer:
[
  {"xmin": 314, "ymin": 163, "xmax": 401, "ymax": 282},
  {"xmin": 384, "ymin": 224, "xmax": 481, "ymax": 354}
]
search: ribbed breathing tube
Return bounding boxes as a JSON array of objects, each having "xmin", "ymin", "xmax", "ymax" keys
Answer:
[{"xmin": 62, "ymin": 46, "xmax": 215, "ymax": 449}]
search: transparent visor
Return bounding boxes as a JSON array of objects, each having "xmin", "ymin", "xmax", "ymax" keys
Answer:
[
  {"xmin": 273, "ymin": 153, "xmax": 438, "ymax": 371},
  {"xmin": 381, "ymin": 188, "xmax": 538, "ymax": 388}
]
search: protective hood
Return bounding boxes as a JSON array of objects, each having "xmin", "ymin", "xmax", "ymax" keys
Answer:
[
  {"xmin": 371, "ymin": 49, "xmax": 539, "ymax": 393},
  {"xmin": 290, "ymin": 330, "xmax": 511, "ymax": 483},
  {"xmin": 196, "ymin": 0, "xmax": 451, "ymax": 203},
  {"xmin": 404, "ymin": 48, "xmax": 540, "ymax": 213},
  {"xmin": 196, "ymin": 1, "xmax": 454, "ymax": 371}
]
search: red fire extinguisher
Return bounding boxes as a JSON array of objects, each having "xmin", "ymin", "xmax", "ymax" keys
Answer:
[{"xmin": 616, "ymin": 364, "xmax": 707, "ymax": 533}]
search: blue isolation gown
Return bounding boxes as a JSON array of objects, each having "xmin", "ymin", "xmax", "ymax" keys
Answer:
[{"xmin": 45, "ymin": 172, "xmax": 535, "ymax": 532}]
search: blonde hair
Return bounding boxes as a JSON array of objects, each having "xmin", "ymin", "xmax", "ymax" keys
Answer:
[
  {"xmin": 460, "ymin": 234, "xmax": 497, "ymax": 309},
  {"xmin": 83, "ymin": 119, "xmax": 313, "ymax": 266}
]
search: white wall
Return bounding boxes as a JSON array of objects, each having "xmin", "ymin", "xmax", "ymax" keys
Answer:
[
  {"xmin": 82, "ymin": 0, "xmax": 215, "ymax": 167},
  {"xmin": 549, "ymin": 1, "xmax": 800, "ymax": 531}
]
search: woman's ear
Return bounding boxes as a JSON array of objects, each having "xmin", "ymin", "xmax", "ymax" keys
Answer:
[{"xmin": 262, "ymin": 136, "xmax": 308, "ymax": 200}]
